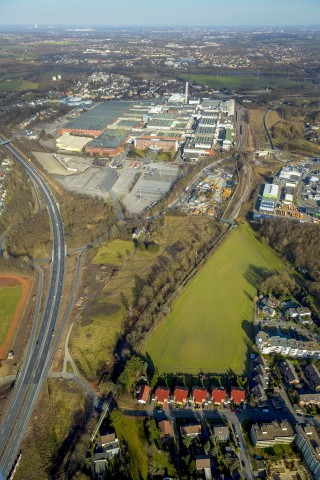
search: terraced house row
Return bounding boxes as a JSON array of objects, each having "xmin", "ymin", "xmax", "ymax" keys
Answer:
[{"xmin": 137, "ymin": 384, "xmax": 246, "ymax": 407}]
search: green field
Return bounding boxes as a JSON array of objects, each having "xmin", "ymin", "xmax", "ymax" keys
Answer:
[
  {"xmin": 181, "ymin": 74, "xmax": 310, "ymax": 91},
  {"xmin": 0, "ymin": 285, "xmax": 23, "ymax": 345},
  {"xmin": 110, "ymin": 412, "xmax": 176, "ymax": 480},
  {"xmin": 70, "ymin": 246, "xmax": 159, "ymax": 380},
  {"xmin": 92, "ymin": 239, "xmax": 135, "ymax": 265},
  {"xmin": 144, "ymin": 224, "xmax": 286, "ymax": 374},
  {"xmin": 0, "ymin": 80, "xmax": 39, "ymax": 92},
  {"xmin": 111, "ymin": 412, "xmax": 149, "ymax": 480}
]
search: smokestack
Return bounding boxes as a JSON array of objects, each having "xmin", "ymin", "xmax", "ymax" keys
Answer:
[{"xmin": 185, "ymin": 81, "xmax": 189, "ymax": 103}]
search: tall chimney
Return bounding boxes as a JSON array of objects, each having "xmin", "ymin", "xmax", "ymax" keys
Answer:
[{"xmin": 185, "ymin": 81, "xmax": 189, "ymax": 103}]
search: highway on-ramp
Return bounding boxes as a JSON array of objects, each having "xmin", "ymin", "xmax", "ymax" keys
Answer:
[{"xmin": 0, "ymin": 136, "xmax": 66, "ymax": 479}]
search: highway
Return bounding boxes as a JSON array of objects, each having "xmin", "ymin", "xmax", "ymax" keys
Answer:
[{"xmin": 0, "ymin": 136, "xmax": 66, "ymax": 479}]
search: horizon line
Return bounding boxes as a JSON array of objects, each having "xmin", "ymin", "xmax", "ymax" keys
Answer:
[{"xmin": 0, "ymin": 23, "xmax": 320, "ymax": 28}]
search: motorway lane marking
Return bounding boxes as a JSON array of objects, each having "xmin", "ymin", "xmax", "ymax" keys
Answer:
[{"xmin": 0, "ymin": 142, "xmax": 66, "ymax": 473}]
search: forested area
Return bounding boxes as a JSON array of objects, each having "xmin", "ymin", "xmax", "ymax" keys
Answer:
[
  {"xmin": 59, "ymin": 194, "xmax": 119, "ymax": 248},
  {"xmin": 0, "ymin": 162, "xmax": 35, "ymax": 235},
  {"xmin": 254, "ymin": 219, "xmax": 320, "ymax": 304},
  {"xmin": 270, "ymin": 100, "xmax": 320, "ymax": 154}
]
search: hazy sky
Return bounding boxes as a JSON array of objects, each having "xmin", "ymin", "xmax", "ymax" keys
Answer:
[{"xmin": 0, "ymin": 0, "xmax": 319, "ymax": 26}]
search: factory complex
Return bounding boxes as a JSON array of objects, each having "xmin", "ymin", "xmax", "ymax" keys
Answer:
[
  {"xmin": 58, "ymin": 88, "xmax": 235, "ymax": 160},
  {"xmin": 254, "ymin": 162, "xmax": 320, "ymax": 223}
]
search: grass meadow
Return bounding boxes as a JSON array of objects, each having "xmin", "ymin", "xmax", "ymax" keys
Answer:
[
  {"xmin": 181, "ymin": 74, "xmax": 310, "ymax": 90},
  {"xmin": 92, "ymin": 239, "xmax": 135, "ymax": 266},
  {"xmin": 0, "ymin": 285, "xmax": 23, "ymax": 346},
  {"xmin": 0, "ymin": 80, "xmax": 39, "ymax": 92},
  {"xmin": 144, "ymin": 224, "xmax": 286, "ymax": 374}
]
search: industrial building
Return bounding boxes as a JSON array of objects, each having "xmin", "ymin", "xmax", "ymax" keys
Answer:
[
  {"xmin": 259, "ymin": 198, "xmax": 275, "ymax": 213},
  {"xmin": 56, "ymin": 134, "xmax": 92, "ymax": 152},
  {"xmin": 134, "ymin": 135, "xmax": 179, "ymax": 153},
  {"xmin": 60, "ymin": 100, "xmax": 133, "ymax": 136},
  {"xmin": 85, "ymin": 129, "xmax": 129, "ymax": 157},
  {"xmin": 58, "ymin": 93, "xmax": 235, "ymax": 159},
  {"xmin": 262, "ymin": 183, "xmax": 279, "ymax": 200}
]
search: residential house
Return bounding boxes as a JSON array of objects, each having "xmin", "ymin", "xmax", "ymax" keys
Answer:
[
  {"xmin": 213, "ymin": 425, "xmax": 230, "ymax": 442},
  {"xmin": 137, "ymin": 384, "xmax": 150, "ymax": 404},
  {"xmin": 173, "ymin": 387, "xmax": 189, "ymax": 406},
  {"xmin": 297, "ymin": 307, "xmax": 312, "ymax": 325},
  {"xmin": 195, "ymin": 455, "xmax": 212, "ymax": 479},
  {"xmin": 280, "ymin": 359, "xmax": 300, "ymax": 385},
  {"xmin": 230, "ymin": 387, "xmax": 246, "ymax": 405},
  {"xmin": 192, "ymin": 387, "xmax": 208, "ymax": 406},
  {"xmin": 211, "ymin": 388, "xmax": 227, "ymax": 405},
  {"xmin": 252, "ymin": 373, "xmax": 268, "ymax": 390},
  {"xmin": 288, "ymin": 308, "xmax": 299, "ymax": 319},
  {"xmin": 296, "ymin": 424, "xmax": 320, "ymax": 479},
  {"xmin": 250, "ymin": 421, "xmax": 295, "ymax": 448},
  {"xmin": 93, "ymin": 452, "xmax": 107, "ymax": 480},
  {"xmin": 256, "ymin": 331, "xmax": 320, "ymax": 358},
  {"xmin": 266, "ymin": 296, "xmax": 281, "ymax": 309},
  {"xmin": 305, "ymin": 364, "xmax": 320, "ymax": 391},
  {"xmin": 298, "ymin": 393, "xmax": 320, "ymax": 407},
  {"xmin": 99, "ymin": 432, "xmax": 120, "ymax": 459},
  {"xmin": 262, "ymin": 305, "xmax": 276, "ymax": 317},
  {"xmin": 252, "ymin": 384, "xmax": 268, "ymax": 403},
  {"xmin": 154, "ymin": 387, "xmax": 170, "ymax": 406},
  {"xmin": 158, "ymin": 420, "xmax": 174, "ymax": 440},
  {"xmin": 253, "ymin": 363, "xmax": 269, "ymax": 378},
  {"xmin": 255, "ymin": 355, "xmax": 270, "ymax": 371},
  {"xmin": 180, "ymin": 424, "xmax": 202, "ymax": 438}
]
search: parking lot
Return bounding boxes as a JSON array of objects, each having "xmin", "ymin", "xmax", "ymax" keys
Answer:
[
  {"xmin": 122, "ymin": 161, "xmax": 179, "ymax": 213},
  {"xmin": 37, "ymin": 154, "xmax": 179, "ymax": 212}
]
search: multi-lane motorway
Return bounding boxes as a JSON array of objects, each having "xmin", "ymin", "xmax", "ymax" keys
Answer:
[{"xmin": 0, "ymin": 137, "xmax": 66, "ymax": 479}]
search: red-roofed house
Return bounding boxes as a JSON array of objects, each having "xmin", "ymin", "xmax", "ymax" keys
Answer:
[
  {"xmin": 192, "ymin": 387, "xmax": 208, "ymax": 406},
  {"xmin": 211, "ymin": 388, "xmax": 227, "ymax": 405},
  {"xmin": 137, "ymin": 384, "xmax": 150, "ymax": 404},
  {"xmin": 230, "ymin": 387, "xmax": 246, "ymax": 405},
  {"xmin": 174, "ymin": 387, "xmax": 189, "ymax": 406},
  {"xmin": 154, "ymin": 387, "xmax": 170, "ymax": 406}
]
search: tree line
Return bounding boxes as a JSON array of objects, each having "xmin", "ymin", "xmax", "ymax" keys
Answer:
[
  {"xmin": 113, "ymin": 219, "xmax": 225, "ymax": 369},
  {"xmin": 254, "ymin": 218, "xmax": 320, "ymax": 306}
]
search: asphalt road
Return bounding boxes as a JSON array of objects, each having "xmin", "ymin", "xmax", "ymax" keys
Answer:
[{"xmin": 0, "ymin": 137, "xmax": 66, "ymax": 479}]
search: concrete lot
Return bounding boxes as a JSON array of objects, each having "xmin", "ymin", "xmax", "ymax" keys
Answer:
[
  {"xmin": 34, "ymin": 146, "xmax": 179, "ymax": 212},
  {"xmin": 32, "ymin": 152, "xmax": 92, "ymax": 175},
  {"xmin": 122, "ymin": 162, "xmax": 179, "ymax": 213},
  {"xmin": 57, "ymin": 166, "xmax": 118, "ymax": 198}
]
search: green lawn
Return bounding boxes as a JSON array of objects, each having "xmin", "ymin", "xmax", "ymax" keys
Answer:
[
  {"xmin": 144, "ymin": 224, "xmax": 286, "ymax": 374},
  {"xmin": 181, "ymin": 74, "xmax": 310, "ymax": 90},
  {"xmin": 0, "ymin": 285, "xmax": 23, "ymax": 345},
  {"xmin": 110, "ymin": 413, "xmax": 176, "ymax": 479},
  {"xmin": 111, "ymin": 412, "xmax": 149, "ymax": 480},
  {"xmin": 0, "ymin": 80, "xmax": 39, "ymax": 92},
  {"xmin": 92, "ymin": 239, "xmax": 135, "ymax": 266}
]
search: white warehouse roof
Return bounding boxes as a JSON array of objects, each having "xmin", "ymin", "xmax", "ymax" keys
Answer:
[
  {"xmin": 263, "ymin": 183, "xmax": 279, "ymax": 199},
  {"xmin": 56, "ymin": 134, "xmax": 92, "ymax": 152}
]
